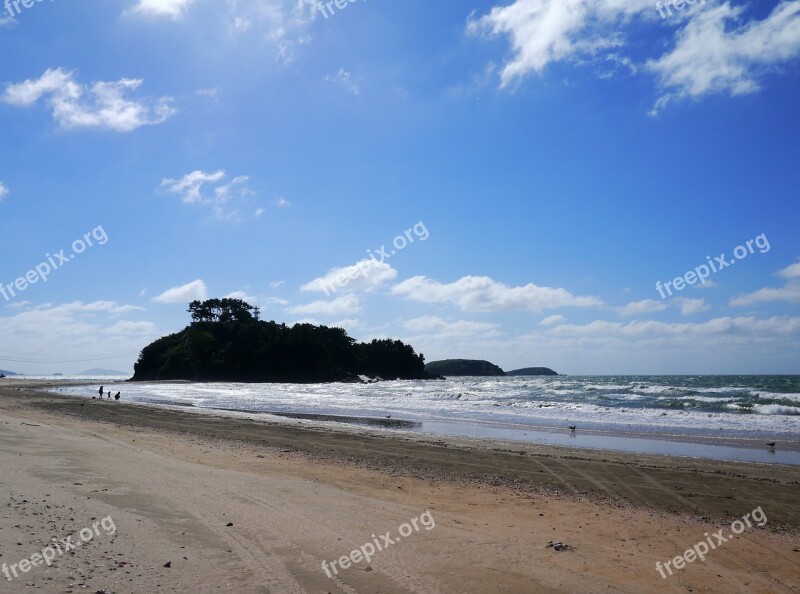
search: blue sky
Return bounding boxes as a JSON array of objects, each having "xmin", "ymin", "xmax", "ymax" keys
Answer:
[{"xmin": 1, "ymin": 0, "xmax": 799, "ymax": 375}]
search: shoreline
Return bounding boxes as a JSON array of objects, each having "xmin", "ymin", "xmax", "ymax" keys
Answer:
[
  {"xmin": 31, "ymin": 378, "xmax": 800, "ymax": 464},
  {"xmin": 1, "ymin": 384, "xmax": 799, "ymax": 592},
  {"xmin": 4, "ymin": 383, "xmax": 800, "ymax": 528}
]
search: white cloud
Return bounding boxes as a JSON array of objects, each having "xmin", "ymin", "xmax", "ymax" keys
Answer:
[
  {"xmin": 619, "ymin": 299, "xmax": 668, "ymax": 317},
  {"xmin": 302, "ymin": 259, "xmax": 398, "ymax": 295},
  {"xmin": 694, "ymin": 279, "xmax": 717, "ymax": 289},
  {"xmin": 540, "ymin": 314, "xmax": 566, "ymax": 326},
  {"xmin": 161, "ymin": 170, "xmax": 226, "ymax": 204},
  {"xmin": 224, "ymin": 290, "xmax": 257, "ymax": 303},
  {"xmin": 0, "ymin": 301, "xmax": 157, "ymax": 374},
  {"xmin": 729, "ymin": 260, "xmax": 800, "ymax": 306},
  {"xmin": 225, "ymin": 0, "xmax": 319, "ymax": 63},
  {"xmin": 270, "ymin": 280, "xmax": 285, "ymax": 288},
  {"xmin": 196, "ymin": 87, "xmax": 220, "ymax": 102},
  {"xmin": 391, "ymin": 275, "xmax": 602, "ymax": 312},
  {"xmin": 647, "ymin": 2, "xmax": 800, "ymax": 114},
  {"xmin": 286, "ymin": 294, "xmax": 361, "ymax": 317},
  {"xmin": 131, "ymin": 0, "xmax": 195, "ymax": 19},
  {"xmin": 1, "ymin": 68, "xmax": 175, "ymax": 132},
  {"xmin": 275, "ymin": 197, "xmax": 291, "ymax": 208},
  {"xmin": 468, "ymin": 0, "xmax": 654, "ymax": 87},
  {"xmin": 403, "ymin": 315, "xmax": 500, "ymax": 337},
  {"xmin": 552, "ymin": 315, "xmax": 800, "ymax": 338},
  {"xmin": 160, "ymin": 170, "xmax": 258, "ymax": 220},
  {"xmin": 152, "ymin": 279, "xmax": 208, "ymax": 304},
  {"xmin": 329, "ymin": 318, "xmax": 364, "ymax": 332},
  {"xmin": 778, "ymin": 260, "xmax": 800, "ymax": 280},
  {"xmin": 325, "ymin": 69, "xmax": 360, "ymax": 94},
  {"xmin": 0, "ymin": 182, "xmax": 8, "ymax": 202},
  {"xmin": 470, "ymin": 0, "xmax": 800, "ymax": 113},
  {"xmin": 730, "ymin": 283, "xmax": 800, "ymax": 306},
  {"xmin": 676, "ymin": 297, "xmax": 710, "ymax": 315}
]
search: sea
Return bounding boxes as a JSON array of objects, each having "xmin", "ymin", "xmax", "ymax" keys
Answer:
[{"xmin": 37, "ymin": 375, "xmax": 800, "ymax": 465}]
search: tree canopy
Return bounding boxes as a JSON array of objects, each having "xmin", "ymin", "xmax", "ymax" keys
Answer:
[{"xmin": 133, "ymin": 299, "xmax": 429, "ymax": 383}]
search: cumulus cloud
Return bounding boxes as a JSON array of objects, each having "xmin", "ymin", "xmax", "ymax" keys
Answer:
[
  {"xmin": 618, "ymin": 297, "xmax": 709, "ymax": 316},
  {"xmin": 0, "ymin": 301, "xmax": 157, "ymax": 374},
  {"xmin": 302, "ymin": 260, "xmax": 398, "ymax": 295},
  {"xmin": 694, "ymin": 279, "xmax": 717, "ymax": 289},
  {"xmin": 648, "ymin": 2, "xmax": 800, "ymax": 114},
  {"xmin": 619, "ymin": 299, "xmax": 668, "ymax": 317},
  {"xmin": 730, "ymin": 283, "xmax": 800, "ymax": 306},
  {"xmin": 224, "ymin": 290, "xmax": 257, "ymax": 303},
  {"xmin": 130, "ymin": 0, "xmax": 195, "ymax": 19},
  {"xmin": 1, "ymin": 68, "xmax": 175, "ymax": 132},
  {"xmin": 728, "ymin": 259, "xmax": 800, "ymax": 306},
  {"xmin": 470, "ymin": 0, "xmax": 800, "ymax": 112},
  {"xmin": 391, "ymin": 275, "xmax": 602, "ymax": 312},
  {"xmin": 778, "ymin": 260, "xmax": 800, "ymax": 280},
  {"xmin": 286, "ymin": 294, "xmax": 361, "ymax": 317},
  {"xmin": 0, "ymin": 182, "xmax": 8, "ymax": 202},
  {"xmin": 402, "ymin": 315, "xmax": 500, "ymax": 336},
  {"xmin": 676, "ymin": 297, "xmax": 710, "ymax": 315},
  {"xmin": 540, "ymin": 314, "xmax": 566, "ymax": 326},
  {"xmin": 551, "ymin": 315, "xmax": 800, "ymax": 338},
  {"xmin": 152, "ymin": 279, "xmax": 208, "ymax": 304},
  {"xmin": 468, "ymin": 0, "xmax": 654, "ymax": 86},
  {"xmin": 160, "ymin": 170, "xmax": 258, "ymax": 220}
]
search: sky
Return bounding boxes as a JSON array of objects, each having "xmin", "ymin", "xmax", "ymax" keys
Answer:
[{"xmin": 0, "ymin": 0, "xmax": 799, "ymax": 376}]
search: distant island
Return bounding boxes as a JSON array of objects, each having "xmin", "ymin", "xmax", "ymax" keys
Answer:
[
  {"xmin": 425, "ymin": 359, "xmax": 506, "ymax": 377},
  {"xmin": 0, "ymin": 369, "xmax": 19, "ymax": 376},
  {"xmin": 132, "ymin": 298, "xmax": 431, "ymax": 383},
  {"xmin": 506, "ymin": 367, "xmax": 558, "ymax": 376},
  {"xmin": 79, "ymin": 368, "xmax": 128, "ymax": 376},
  {"xmin": 425, "ymin": 359, "xmax": 558, "ymax": 377}
]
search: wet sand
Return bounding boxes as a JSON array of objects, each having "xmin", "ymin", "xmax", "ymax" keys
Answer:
[{"xmin": 0, "ymin": 382, "xmax": 799, "ymax": 593}]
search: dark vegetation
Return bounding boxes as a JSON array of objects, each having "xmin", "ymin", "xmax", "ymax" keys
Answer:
[
  {"xmin": 132, "ymin": 298, "xmax": 429, "ymax": 383},
  {"xmin": 505, "ymin": 367, "xmax": 558, "ymax": 376},
  {"xmin": 424, "ymin": 359, "xmax": 506, "ymax": 377}
]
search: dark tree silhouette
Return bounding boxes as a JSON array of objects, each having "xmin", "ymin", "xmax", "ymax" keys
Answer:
[{"xmin": 135, "ymin": 299, "xmax": 428, "ymax": 383}]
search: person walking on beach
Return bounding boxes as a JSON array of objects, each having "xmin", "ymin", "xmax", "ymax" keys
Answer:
[
  {"xmin": 99, "ymin": 386, "xmax": 104, "ymax": 398},
  {"xmin": 114, "ymin": 391, "xmax": 120, "ymax": 400}
]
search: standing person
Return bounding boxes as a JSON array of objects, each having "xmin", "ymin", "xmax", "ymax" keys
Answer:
[{"xmin": 99, "ymin": 386, "xmax": 104, "ymax": 399}]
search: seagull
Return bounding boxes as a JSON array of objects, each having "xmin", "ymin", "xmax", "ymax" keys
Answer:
[
  {"xmin": 767, "ymin": 442, "xmax": 776, "ymax": 448},
  {"xmin": 568, "ymin": 425, "xmax": 576, "ymax": 431},
  {"xmin": 385, "ymin": 415, "xmax": 392, "ymax": 419}
]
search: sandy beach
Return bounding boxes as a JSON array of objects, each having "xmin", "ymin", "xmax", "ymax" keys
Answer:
[{"xmin": 1, "ymin": 381, "xmax": 799, "ymax": 593}]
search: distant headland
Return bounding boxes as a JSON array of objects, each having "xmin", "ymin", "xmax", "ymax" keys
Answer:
[{"xmin": 425, "ymin": 359, "xmax": 558, "ymax": 377}]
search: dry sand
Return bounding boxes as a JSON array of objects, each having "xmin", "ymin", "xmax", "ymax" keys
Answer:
[{"xmin": 0, "ymin": 382, "xmax": 798, "ymax": 593}]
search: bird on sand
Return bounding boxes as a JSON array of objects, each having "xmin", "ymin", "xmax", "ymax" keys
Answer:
[
  {"xmin": 767, "ymin": 442, "xmax": 776, "ymax": 448},
  {"xmin": 568, "ymin": 425, "xmax": 576, "ymax": 431}
]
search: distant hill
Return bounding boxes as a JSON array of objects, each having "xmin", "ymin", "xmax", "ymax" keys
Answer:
[
  {"xmin": 78, "ymin": 368, "xmax": 128, "ymax": 376},
  {"xmin": 506, "ymin": 367, "xmax": 558, "ymax": 376},
  {"xmin": 0, "ymin": 369, "xmax": 19, "ymax": 376},
  {"xmin": 425, "ymin": 359, "xmax": 506, "ymax": 377}
]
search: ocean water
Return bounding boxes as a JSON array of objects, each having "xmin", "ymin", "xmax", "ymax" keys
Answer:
[{"xmin": 49, "ymin": 375, "xmax": 800, "ymax": 439}]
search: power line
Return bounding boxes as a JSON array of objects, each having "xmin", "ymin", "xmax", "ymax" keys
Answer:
[{"xmin": 0, "ymin": 352, "xmax": 140, "ymax": 364}]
